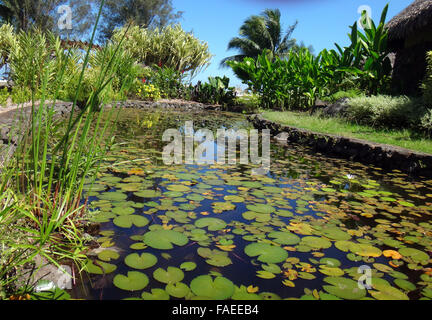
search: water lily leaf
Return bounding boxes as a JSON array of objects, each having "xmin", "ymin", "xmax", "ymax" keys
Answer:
[
  {"xmin": 319, "ymin": 258, "xmax": 341, "ymax": 267},
  {"xmin": 370, "ymin": 282, "xmax": 409, "ymax": 300},
  {"xmin": 113, "ymin": 271, "xmax": 149, "ymax": 291},
  {"xmin": 300, "ymin": 236, "xmax": 332, "ymax": 250},
  {"xmin": 143, "ymin": 230, "xmax": 188, "ymax": 249},
  {"xmin": 394, "ymin": 279, "xmax": 416, "ymax": 291},
  {"xmin": 323, "ymin": 277, "xmax": 366, "ymax": 300},
  {"xmin": 268, "ymin": 231, "xmax": 300, "ymax": 245},
  {"xmin": 84, "ymin": 260, "xmax": 117, "ymax": 275},
  {"xmin": 141, "ymin": 288, "xmax": 170, "ymax": 300},
  {"xmin": 190, "ymin": 275, "xmax": 234, "ymax": 300},
  {"xmin": 99, "ymin": 191, "xmax": 127, "ymax": 201},
  {"xmin": 399, "ymin": 247, "xmax": 429, "ymax": 263},
  {"xmin": 164, "ymin": 282, "xmax": 190, "ymax": 298},
  {"xmin": 244, "ymin": 243, "xmax": 288, "ymax": 264},
  {"xmin": 195, "ymin": 217, "xmax": 227, "ymax": 231},
  {"xmin": 224, "ymin": 195, "xmax": 244, "ymax": 203},
  {"xmin": 350, "ymin": 243, "xmax": 382, "ymax": 257},
  {"xmin": 124, "ymin": 253, "xmax": 157, "ymax": 270},
  {"xmin": 112, "ymin": 206, "xmax": 135, "ymax": 215},
  {"xmin": 197, "ymin": 248, "xmax": 232, "ymax": 267},
  {"xmin": 256, "ymin": 270, "xmax": 276, "ymax": 279},
  {"xmin": 321, "ymin": 227, "xmax": 352, "ymax": 241},
  {"xmin": 231, "ymin": 285, "xmax": 262, "ymax": 300},
  {"xmin": 113, "ymin": 215, "xmax": 149, "ymax": 228},
  {"xmin": 246, "ymin": 204, "xmax": 275, "ymax": 214},
  {"xmin": 134, "ymin": 190, "xmax": 162, "ymax": 198},
  {"xmin": 180, "ymin": 262, "xmax": 197, "ymax": 271},
  {"xmin": 212, "ymin": 201, "xmax": 236, "ymax": 213},
  {"xmin": 319, "ymin": 266, "xmax": 345, "ymax": 276},
  {"xmin": 153, "ymin": 267, "xmax": 184, "ymax": 284},
  {"xmin": 97, "ymin": 250, "xmax": 120, "ymax": 262},
  {"xmin": 167, "ymin": 184, "xmax": 191, "ymax": 192}
]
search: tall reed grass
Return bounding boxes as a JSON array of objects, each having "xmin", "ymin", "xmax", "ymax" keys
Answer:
[{"xmin": 0, "ymin": 0, "xmax": 134, "ymax": 298}]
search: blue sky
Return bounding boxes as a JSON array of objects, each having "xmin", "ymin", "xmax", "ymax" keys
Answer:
[{"xmin": 171, "ymin": 0, "xmax": 410, "ymax": 87}]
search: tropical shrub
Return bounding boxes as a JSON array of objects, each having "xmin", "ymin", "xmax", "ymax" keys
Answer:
[
  {"xmin": 228, "ymin": 48, "xmax": 330, "ymax": 110},
  {"xmin": 422, "ymin": 51, "xmax": 432, "ymax": 106},
  {"xmin": 112, "ymin": 24, "xmax": 212, "ymax": 77},
  {"xmin": 345, "ymin": 95, "xmax": 420, "ymax": 129},
  {"xmin": 135, "ymin": 82, "xmax": 162, "ymax": 101},
  {"xmin": 420, "ymin": 109, "xmax": 432, "ymax": 134},
  {"xmin": 321, "ymin": 89, "xmax": 364, "ymax": 103},
  {"xmin": 190, "ymin": 76, "xmax": 236, "ymax": 106},
  {"xmin": 148, "ymin": 66, "xmax": 187, "ymax": 99}
]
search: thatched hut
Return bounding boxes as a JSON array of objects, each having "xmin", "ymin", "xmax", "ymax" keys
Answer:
[{"xmin": 387, "ymin": 0, "xmax": 432, "ymax": 96}]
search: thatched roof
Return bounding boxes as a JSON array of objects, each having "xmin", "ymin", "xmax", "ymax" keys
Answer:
[{"xmin": 386, "ymin": 0, "xmax": 432, "ymax": 42}]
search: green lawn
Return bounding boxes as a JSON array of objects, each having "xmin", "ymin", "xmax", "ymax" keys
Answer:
[{"xmin": 262, "ymin": 111, "xmax": 432, "ymax": 154}]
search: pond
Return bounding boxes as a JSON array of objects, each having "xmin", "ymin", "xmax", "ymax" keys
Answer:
[{"xmin": 72, "ymin": 108, "xmax": 432, "ymax": 300}]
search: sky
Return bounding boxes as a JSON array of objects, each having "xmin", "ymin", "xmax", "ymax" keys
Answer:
[{"xmin": 171, "ymin": 0, "xmax": 410, "ymax": 88}]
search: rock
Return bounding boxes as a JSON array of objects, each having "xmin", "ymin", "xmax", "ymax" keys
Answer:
[{"xmin": 321, "ymin": 98, "xmax": 350, "ymax": 117}]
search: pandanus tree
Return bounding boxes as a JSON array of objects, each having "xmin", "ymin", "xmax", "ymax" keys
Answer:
[{"xmin": 221, "ymin": 8, "xmax": 299, "ymax": 66}]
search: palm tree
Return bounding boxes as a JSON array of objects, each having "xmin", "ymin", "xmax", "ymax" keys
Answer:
[{"xmin": 221, "ymin": 9, "xmax": 298, "ymax": 66}]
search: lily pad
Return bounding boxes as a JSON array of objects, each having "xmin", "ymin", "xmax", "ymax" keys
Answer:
[
  {"xmin": 113, "ymin": 215, "xmax": 149, "ymax": 228},
  {"xmin": 195, "ymin": 218, "xmax": 227, "ymax": 231},
  {"xmin": 197, "ymin": 248, "xmax": 232, "ymax": 267},
  {"xmin": 180, "ymin": 262, "xmax": 197, "ymax": 271},
  {"xmin": 399, "ymin": 247, "xmax": 429, "ymax": 263},
  {"xmin": 300, "ymin": 236, "xmax": 332, "ymax": 250},
  {"xmin": 322, "ymin": 277, "xmax": 366, "ymax": 300},
  {"xmin": 190, "ymin": 275, "xmax": 235, "ymax": 300},
  {"xmin": 113, "ymin": 271, "xmax": 149, "ymax": 291},
  {"xmin": 124, "ymin": 253, "xmax": 157, "ymax": 270},
  {"xmin": 268, "ymin": 231, "xmax": 300, "ymax": 245},
  {"xmin": 141, "ymin": 288, "xmax": 170, "ymax": 300},
  {"xmin": 246, "ymin": 204, "xmax": 275, "ymax": 214},
  {"xmin": 244, "ymin": 243, "xmax": 288, "ymax": 264},
  {"xmin": 143, "ymin": 230, "xmax": 188, "ymax": 250},
  {"xmin": 153, "ymin": 267, "xmax": 184, "ymax": 284},
  {"xmin": 165, "ymin": 282, "xmax": 190, "ymax": 298}
]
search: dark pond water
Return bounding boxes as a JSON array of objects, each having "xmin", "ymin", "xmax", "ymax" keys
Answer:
[{"xmin": 71, "ymin": 109, "xmax": 432, "ymax": 300}]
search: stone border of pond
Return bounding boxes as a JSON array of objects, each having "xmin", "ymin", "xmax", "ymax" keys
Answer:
[{"xmin": 248, "ymin": 113, "xmax": 432, "ymax": 177}]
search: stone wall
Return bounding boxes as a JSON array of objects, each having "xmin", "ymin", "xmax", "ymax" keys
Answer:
[{"xmin": 249, "ymin": 114, "xmax": 432, "ymax": 177}]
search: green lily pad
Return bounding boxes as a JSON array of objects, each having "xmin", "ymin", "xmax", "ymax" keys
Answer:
[
  {"xmin": 370, "ymin": 282, "xmax": 409, "ymax": 300},
  {"xmin": 244, "ymin": 243, "xmax": 288, "ymax": 264},
  {"xmin": 134, "ymin": 190, "xmax": 162, "ymax": 198},
  {"xmin": 268, "ymin": 231, "xmax": 300, "ymax": 245},
  {"xmin": 323, "ymin": 277, "xmax": 366, "ymax": 300},
  {"xmin": 300, "ymin": 236, "xmax": 332, "ymax": 250},
  {"xmin": 399, "ymin": 247, "xmax": 429, "ymax": 263},
  {"xmin": 97, "ymin": 250, "xmax": 120, "ymax": 262},
  {"xmin": 143, "ymin": 230, "xmax": 189, "ymax": 250},
  {"xmin": 153, "ymin": 267, "xmax": 184, "ymax": 284},
  {"xmin": 165, "ymin": 282, "xmax": 190, "ymax": 298},
  {"xmin": 394, "ymin": 279, "xmax": 416, "ymax": 291},
  {"xmin": 195, "ymin": 218, "xmax": 227, "ymax": 231},
  {"xmin": 190, "ymin": 275, "xmax": 235, "ymax": 300},
  {"xmin": 197, "ymin": 248, "xmax": 232, "ymax": 267},
  {"xmin": 141, "ymin": 288, "xmax": 170, "ymax": 300},
  {"xmin": 124, "ymin": 253, "xmax": 157, "ymax": 270},
  {"xmin": 113, "ymin": 215, "xmax": 149, "ymax": 228},
  {"xmin": 113, "ymin": 271, "xmax": 149, "ymax": 291},
  {"xmin": 180, "ymin": 262, "xmax": 197, "ymax": 271},
  {"xmin": 256, "ymin": 270, "xmax": 276, "ymax": 279},
  {"xmin": 99, "ymin": 191, "xmax": 127, "ymax": 201},
  {"xmin": 246, "ymin": 204, "xmax": 275, "ymax": 214},
  {"xmin": 84, "ymin": 259, "xmax": 117, "ymax": 275},
  {"xmin": 167, "ymin": 184, "xmax": 190, "ymax": 192}
]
